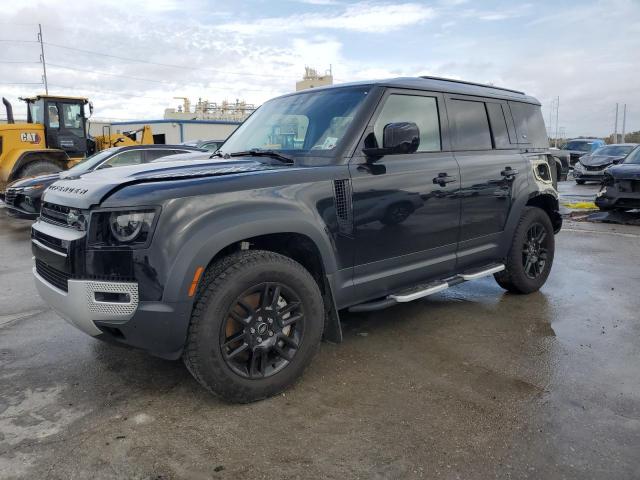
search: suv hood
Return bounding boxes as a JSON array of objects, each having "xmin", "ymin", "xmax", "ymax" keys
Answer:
[
  {"xmin": 580, "ymin": 154, "xmax": 626, "ymax": 167},
  {"xmin": 606, "ymin": 164, "xmax": 640, "ymax": 181},
  {"xmin": 42, "ymin": 157, "xmax": 287, "ymax": 209},
  {"xmin": 7, "ymin": 172, "xmax": 61, "ymax": 189}
]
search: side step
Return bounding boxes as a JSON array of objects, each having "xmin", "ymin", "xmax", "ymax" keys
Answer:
[{"xmin": 348, "ymin": 263, "xmax": 505, "ymax": 313}]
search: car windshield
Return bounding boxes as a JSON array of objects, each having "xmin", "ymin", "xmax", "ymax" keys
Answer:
[
  {"xmin": 623, "ymin": 147, "xmax": 640, "ymax": 164},
  {"xmin": 66, "ymin": 148, "xmax": 118, "ymax": 174},
  {"xmin": 563, "ymin": 141, "xmax": 594, "ymax": 152},
  {"xmin": 219, "ymin": 86, "xmax": 371, "ymax": 160},
  {"xmin": 593, "ymin": 145, "xmax": 635, "ymax": 157}
]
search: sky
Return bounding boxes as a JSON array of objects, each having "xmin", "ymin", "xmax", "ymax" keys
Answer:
[{"xmin": 0, "ymin": 0, "xmax": 638, "ymax": 137}]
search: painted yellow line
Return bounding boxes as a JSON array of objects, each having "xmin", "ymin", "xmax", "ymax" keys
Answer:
[{"xmin": 561, "ymin": 201, "xmax": 597, "ymax": 209}]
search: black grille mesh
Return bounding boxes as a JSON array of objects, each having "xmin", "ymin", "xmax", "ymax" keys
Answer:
[
  {"xmin": 333, "ymin": 179, "xmax": 353, "ymax": 236},
  {"xmin": 35, "ymin": 259, "xmax": 71, "ymax": 292}
]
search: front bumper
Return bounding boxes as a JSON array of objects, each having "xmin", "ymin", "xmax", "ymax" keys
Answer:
[
  {"xmin": 33, "ymin": 266, "xmax": 138, "ymax": 336},
  {"xmin": 574, "ymin": 166, "xmax": 609, "ymax": 181}
]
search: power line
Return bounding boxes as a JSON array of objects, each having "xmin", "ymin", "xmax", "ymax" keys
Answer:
[
  {"xmin": 0, "ymin": 39, "xmax": 40, "ymax": 43},
  {"xmin": 0, "ymin": 82, "xmax": 43, "ymax": 85},
  {"xmin": 43, "ymin": 41, "xmax": 299, "ymax": 80},
  {"xmin": 0, "ymin": 60, "xmax": 41, "ymax": 64},
  {"xmin": 46, "ymin": 62, "xmax": 280, "ymax": 93}
]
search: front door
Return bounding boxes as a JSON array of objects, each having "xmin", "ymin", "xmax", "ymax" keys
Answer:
[
  {"xmin": 348, "ymin": 89, "xmax": 461, "ymax": 303},
  {"xmin": 45, "ymin": 100, "xmax": 88, "ymax": 157}
]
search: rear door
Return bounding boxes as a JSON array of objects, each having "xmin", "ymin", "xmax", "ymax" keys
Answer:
[
  {"xmin": 445, "ymin": 95, "xmax": 529, "ymax": 269},
  {"xmin": 349, "ymin": 89, "xmax": 461, "ymax": 302}
]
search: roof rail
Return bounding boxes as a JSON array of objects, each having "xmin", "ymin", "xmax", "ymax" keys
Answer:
[{"xmin": 418, "ymin": 76, "xmax": 525, "ymax": 95}]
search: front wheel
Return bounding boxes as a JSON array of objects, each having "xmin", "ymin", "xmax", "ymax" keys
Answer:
[
  {"xmin": 494, "ymin": 207, "xmax": 555, "ymax": 294},
  {"xmin": 183, "ymin": 250, "xmax": 324, "ymax": 403}
]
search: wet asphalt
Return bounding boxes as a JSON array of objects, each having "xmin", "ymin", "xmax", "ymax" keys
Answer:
[{"xmin": 1, "ymin": 184, "xmax": 639, "ymax": 480}]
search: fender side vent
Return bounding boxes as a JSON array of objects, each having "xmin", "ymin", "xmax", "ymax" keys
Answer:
[{"xmin": 333, "ymin": 179, "xmax": 353, "ymax": 236}]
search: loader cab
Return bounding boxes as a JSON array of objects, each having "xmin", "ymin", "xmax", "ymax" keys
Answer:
[{"xmin": 23, "ymin": 95, "xmax": 91, "ymax": 158}]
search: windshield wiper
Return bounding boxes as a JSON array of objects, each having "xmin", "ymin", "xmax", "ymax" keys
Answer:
[{"xmin": 227, "ymin": 149, "xmax": 294, "ymax": 164}]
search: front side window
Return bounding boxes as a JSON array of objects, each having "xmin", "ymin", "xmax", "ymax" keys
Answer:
[
  {"xmin": 373, "ymin": 94, "xmax": 441, "ymax": 152},
  {"xmin": 219, "ymin": 86, "xmax": 371, "ymax": 159},
  {"xmin": 450, "ymin": 99, "xmax": 492, "ymax": 150},
  {"xmin": 623, "ymin": 147, "xmax": 640, "ymax": 164},
  {"xmin": 47, "ymin": 104, "xmax": 59, "ymax": 129},
  {"xmin": 62, "ymin": 103, "xmax": 82, "ymax": 130},
  {"xmin": 103, "ymin": 150, "xmax": 144, "ymax": 167},
  {"xmin": 29, "ymin": 100, "xmax": 44, "ymax": 124}
]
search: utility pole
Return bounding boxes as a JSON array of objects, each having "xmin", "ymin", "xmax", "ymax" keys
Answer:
[
  {"xmin": 614, "ymin": 103, "xmax": 619, "ymax": 144},
  {"xmin": 554, "ymin": 96, "xmax": 560, "ymax": 147},
  {"xmin": 621, "ymin": 104, "xmax": 627, "ymax": 143},
  {"xmin": 37, "ymin": 23, "xmax": 48, "ymax": 94}
]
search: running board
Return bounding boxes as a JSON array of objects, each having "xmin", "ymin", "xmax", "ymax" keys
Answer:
[{"xmin": 348, "ymin": 263, "xmax": 505, "ymax": 313}]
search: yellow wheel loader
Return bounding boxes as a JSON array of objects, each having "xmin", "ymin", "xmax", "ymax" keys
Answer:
[{"xmin": 1, "ymin": 95, "xmax": 153, "ymax": 183}]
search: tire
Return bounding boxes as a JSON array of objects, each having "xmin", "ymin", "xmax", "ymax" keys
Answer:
[
  {"xmin": 19, "ymin": 160, "xmax": 62, "ymax": 179},
  {"xmin": 183, "ymin": 250, "xmax": 324, "ymax": 403},
  {"xmin": 494, "ymin": 207, "xmax": 555, "ymax": 294},
  {"xmin": 575, "ymin": 180, "xmax": 586, "ymax": 185}
]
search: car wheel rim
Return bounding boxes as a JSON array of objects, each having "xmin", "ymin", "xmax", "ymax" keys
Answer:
[
  {"xmin": 220, "ymin": 282, "xmax": 304, "ymax": 379},
  {"xmin": 522, "ymin": 222, "xmax": 549, "ymax": 279}
]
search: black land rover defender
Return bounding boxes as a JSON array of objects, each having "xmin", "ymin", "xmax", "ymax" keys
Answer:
[{"xmin": 32, "ymin": 77, "xmax": 562, "ymax": 403}]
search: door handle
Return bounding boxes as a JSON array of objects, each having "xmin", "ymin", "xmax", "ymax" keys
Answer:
[
  {"xmin": 433, "ymin": 172, "xmax": 457, "ymax": 187},
  {"xmin": 501, "ymin": 167, "xmax": 519, "ymax": 179}
]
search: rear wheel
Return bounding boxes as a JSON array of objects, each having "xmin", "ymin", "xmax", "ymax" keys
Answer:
[
  {"xmin": 18, "ymin": 160, "xmax": 62, "ymax": 179},
  {"xmin": 183, "ymin": 250, "xmax": 324, "ymax": 403},
  {"xmin": 495, "ymin": 207, "xmax": 555, "ymax": 294}
]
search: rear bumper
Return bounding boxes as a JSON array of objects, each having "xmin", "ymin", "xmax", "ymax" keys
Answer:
[{"xmin": 33, "ymin": 264, "xmax": 192, "ymax": 359}]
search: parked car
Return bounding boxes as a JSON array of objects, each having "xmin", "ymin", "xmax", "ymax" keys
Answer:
[
  {"xmin": 559, "ymin": 138, "xmax": 606, "ymax": 166},
  {"xmin": 181, "ymin": 139, "xmax": 226, "ymax": 152},
  {"xmin": 31, "ymin": 77, "xmax": 562, "ymax": 402},
  {"xmin": 2, "ymin": 144, "xmax": 204, "ymax": 219},
  {"xmin": 574, "ymin": 143, "xmax": 638, "ymax": 184},
  {"xmin": 595, "ymin": 145, "xmax": 640, "ymax": 211}
]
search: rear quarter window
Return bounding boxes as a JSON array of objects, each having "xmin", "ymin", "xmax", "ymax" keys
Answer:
[{"xmin": 508, "ymin": 102, "xmax": 548, "ymax": 148}]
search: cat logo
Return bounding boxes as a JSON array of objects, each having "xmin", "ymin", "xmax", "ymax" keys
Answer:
[{"xmin": 20, "ymin": 132, "xmax": 41, "ymax": 144}]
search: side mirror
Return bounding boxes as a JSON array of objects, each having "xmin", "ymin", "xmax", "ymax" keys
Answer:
[{"xmin": 363, "ymin": 122, "xmax": 420, "ymax": 158}]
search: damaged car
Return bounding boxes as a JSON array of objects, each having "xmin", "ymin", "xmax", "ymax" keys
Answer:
[
  {"xmin": 596, "ymin": 145, "xmax": 640, "ymax": 211},
  {"xmin": 574, "ymin": 143, "xmax": 638, "ymax": 184}
]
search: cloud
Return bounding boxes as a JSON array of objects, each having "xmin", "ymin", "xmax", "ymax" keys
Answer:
[
  {"xmin": 0, "ymin": 0, "xmax": 638, "ymax": 137},
  {"xmin": 217, "ymin": 2, "xmax": 436, "ymax": 35}
]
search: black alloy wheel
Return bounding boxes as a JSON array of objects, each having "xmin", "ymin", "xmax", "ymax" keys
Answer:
[
  {"xmin": 221, "ymin": 282, "xmax": 304, "ymax": 379},
  {"xmin": 522, "ymin": 223, "xmax": 549, "ymax": 279}
]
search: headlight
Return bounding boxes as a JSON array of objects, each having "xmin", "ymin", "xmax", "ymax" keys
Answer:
[
  {"xmin": 574, "ymin": 162, "xmax": 584, "ymax": 171},
  {"xmin": 88, "ymin": 208, "xmax": 158, "ymax": 247},
  {"xmin": 23, "ymin": 184, "xmax": 45, "ymax": 192}
]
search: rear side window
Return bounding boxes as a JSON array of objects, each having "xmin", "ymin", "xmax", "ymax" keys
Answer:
[
  {"xmin": 509, "ymin": 102, "xmax": 548, "ymax": 147},
  {"xmin": 374, "ymin": 94, "xmax": 441, "ymax": 152},
  {"xmin": 486, "ymin": 103, "xmax": 511, "ymax": 148},
  {"xmin": 449, "ymin": 99, "xmax": 492, "ymax": 150}
]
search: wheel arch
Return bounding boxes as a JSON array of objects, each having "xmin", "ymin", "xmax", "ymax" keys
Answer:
[
  {"xmin": 9, "ymin": 149, "xmax": 69, "ymax": 181},
  {"xmin": 526, "ymin": 192, "xmax": 562, "ymax": 233},
  {"xmin": 163, "ymin": 215, "xmax": 343, "ymax": 342}
]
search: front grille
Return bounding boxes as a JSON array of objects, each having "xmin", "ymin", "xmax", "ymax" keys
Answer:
[
  {"xmin": 41, "ymin": 202, "xmax": 71, "ymax": 227},
  {"xmin": 32, "ymin": 228, "xmax": 67, "ymax": 254},
  {"xmin": 584, "ymin": 165, "xmax": 605, "ymax": 172},
  {"xmin": 4, "ymin": 188, "xmax": 18, "ymax": 207},
  {"xmin": 35, "ymin": 259, "xmax": 71, "ymax": 292}
]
